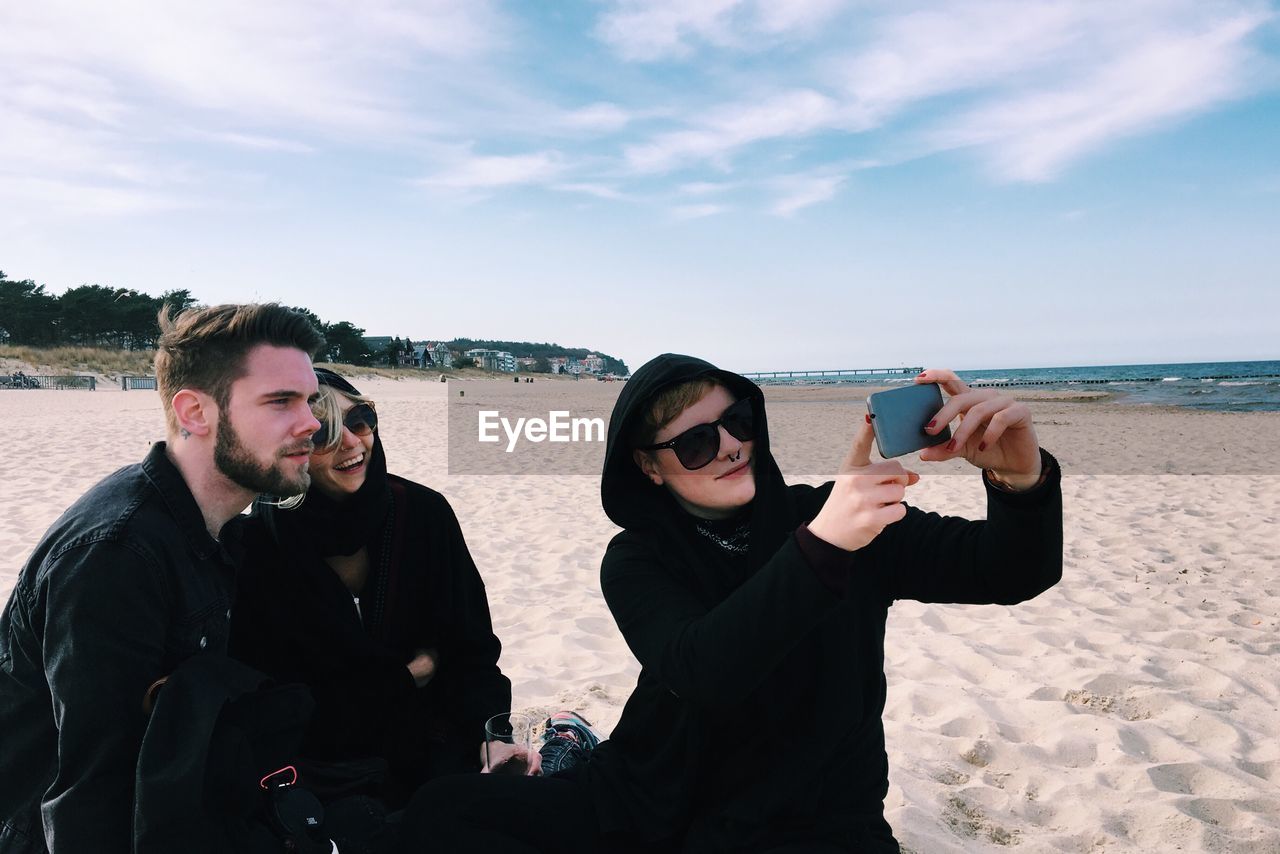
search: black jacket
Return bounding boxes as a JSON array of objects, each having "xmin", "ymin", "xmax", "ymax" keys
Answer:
[
  {"xmin": 584, "ymin": 354, "xmax": 1063, "ymax": 852},
  {"xmin": 229, "ymin": 474, "xmax": 511, "ymax": 801},
  {"xmin": 0, "ymin": 442, "xmax": 238, "ymax": 854},
  {"xmin": 134, "ymin": 655, "xmax": 313, "ymax": 854}
]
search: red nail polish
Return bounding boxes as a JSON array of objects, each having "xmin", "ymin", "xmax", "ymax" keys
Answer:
[
  {"xmin": 927, "ymin": 420, "xmax": 936, "ymax": 429},
  {"xmin": 917, "ymin": 372, "xmax": 928, "ymax": 378},
  {"xmin": 865, "ymin": 414, "xmax": 871, "ymax": 424},
  {"xmin": 978, "ymin": 441, "xmax": 987, "ymax": 452},
  {"xmin": 946, "ymin": 439, "xmax": 957, "ymax": 452}
]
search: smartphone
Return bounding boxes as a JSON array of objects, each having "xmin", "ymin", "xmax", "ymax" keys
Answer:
[{"xmin": 866, "ymin": 383, "xmax": 951, "ymax": 458}]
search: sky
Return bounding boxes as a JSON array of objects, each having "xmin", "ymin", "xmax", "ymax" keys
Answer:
[{"xmin": 2, "ymin": 0, "xmax": 1278, "ymax": 374}]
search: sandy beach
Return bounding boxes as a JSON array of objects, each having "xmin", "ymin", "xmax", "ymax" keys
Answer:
[{"xmin": 2, "ymin": 378, "xmax": 1277, "ymax": 853}]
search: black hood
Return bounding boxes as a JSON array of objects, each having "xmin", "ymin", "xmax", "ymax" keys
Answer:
[{"xmin": 601, "ymin": 354, "xmax": 794, "ymax": 570}]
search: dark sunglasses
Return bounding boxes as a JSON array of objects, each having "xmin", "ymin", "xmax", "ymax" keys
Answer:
[
  {"xmin": 638, "ymin": 396, "xmax": 756, "ymax": 471},
  {"xmin": 312, "ymin": 402, "xmax": 377, "ymax": 449}
]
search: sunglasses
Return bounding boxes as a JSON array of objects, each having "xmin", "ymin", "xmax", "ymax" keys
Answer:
[
  {"xmin": 638, "ymin": 396, "xmax": 756, "ymax": 471},
  {"xmin": 312, "ymin": 402, "xmax": 377, "ymax": 449}
]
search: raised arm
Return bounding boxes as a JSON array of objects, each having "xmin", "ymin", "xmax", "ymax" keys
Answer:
[
  {"xmin": 601, "ymin": 532, "xmax": 841, "ymax": 712},
  {"xmin": 870, "ymin": 447, "xmax": 1063, "ymax": 605}
]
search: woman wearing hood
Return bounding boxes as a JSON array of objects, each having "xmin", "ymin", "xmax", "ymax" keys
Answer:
[
  {"xmin": 397, "ymin": 354, "xmax": 1061, "ymax": 853},
  {"xmin": 229, "ymin": 369, "xmax": 526, "ymax": 849}
]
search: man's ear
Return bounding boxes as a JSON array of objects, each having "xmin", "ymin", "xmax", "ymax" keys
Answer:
[
  {"xmin": 171, "ymin": 389, "xmax": 215, "ymax": 438},
  {"xmin": 633, "ymin": 449, "xmax": 663, "ymax": 486}
]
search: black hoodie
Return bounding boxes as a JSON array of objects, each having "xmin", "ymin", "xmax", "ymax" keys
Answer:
[{"xmin": 584, "ymin": 354, "xmax": 1062, "ymax": 852}]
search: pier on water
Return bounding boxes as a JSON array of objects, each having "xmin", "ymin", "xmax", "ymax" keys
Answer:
[
  {"xmin": 741, "ymin": 369, "xmax": 1280, "ymax": 388},
  {"xmin": 743, "ymin": 367, "xmax": 923, "ymax": 382}
]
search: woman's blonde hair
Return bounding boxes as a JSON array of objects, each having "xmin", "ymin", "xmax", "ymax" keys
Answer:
[
  {"xmin": 311, "ymin": 383, "xmax": 376, "ymax": 455},
  {"xmin": 272, "ymin": 382, "xmax": 376, "ymax": 509}
]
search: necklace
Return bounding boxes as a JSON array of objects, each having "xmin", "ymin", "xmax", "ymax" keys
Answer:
[{"xmin": 693, "ymin": 517, "xmax": 751, "ymax": 554}]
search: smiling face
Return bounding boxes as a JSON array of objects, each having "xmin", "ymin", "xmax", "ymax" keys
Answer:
[
  {"xmin": 308, "ymin": 390, "xmax": 376, "ymax": 500},
  {"xmin": 213, "ymin": 345, "xmax": 320, "ymax": 496},
  {"xmin": 634, "ymin": 383, "xmax": 756, "ymax": 520}
]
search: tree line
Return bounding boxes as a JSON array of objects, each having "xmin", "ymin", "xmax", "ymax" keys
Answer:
[
  {"xmin": 0, "ymin": 271, "xmax": 406, "ymax": 365},
  {"xmin": 0, "ymin": 271, "xmax": 628, "ymax": 373},
  {"xmin": 450, "ymin": 338, "xmax": 629, "ymax": 375}
]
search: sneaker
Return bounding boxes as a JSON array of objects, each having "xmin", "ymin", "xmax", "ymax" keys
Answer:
[
  {"xmin": 544, "ymin": 711, "xmax": 601, "ymax": 750},
  {"xmin": 538, "ymin": 711, "xmax": 600, "ymax": 775}
]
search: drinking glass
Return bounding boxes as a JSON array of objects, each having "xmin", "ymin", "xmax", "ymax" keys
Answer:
[{"xmin": 484, "ymin": 712, "xmax": 534, "ymax": 775}]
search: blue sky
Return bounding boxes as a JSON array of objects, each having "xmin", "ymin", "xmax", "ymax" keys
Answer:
[{"xmin": 2, "ymin": 0, "xmax": 1278, "ymax": 373}]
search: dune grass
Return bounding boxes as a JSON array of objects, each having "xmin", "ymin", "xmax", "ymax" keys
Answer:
[
  {"xmin": 0, "ymin": 347, "xmax": 519, "ymax": 382},
  {"xmin": 0, "ymin": 345, "xmax": 156, "ymax": 378}
]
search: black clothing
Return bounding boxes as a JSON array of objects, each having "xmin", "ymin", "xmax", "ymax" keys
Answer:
[
  {"xmin": 134, "ymin": 655, "xmax": 314, "ymax": 854},
  {"xmin": 271, "ymin": 432, "xmax": 391, "ymax": 560},
  {"xmin": 295, "ymin": 371, "xmax": 389, "ymax": 557},
  {"xmin": 581, "ymin": 354, "xmax": 1063, "ymax": 852},
  {"xmin": 399, "ymin": 769, "xmax": 659, "ymax": 854},
  {"xmin": 0, "ymin": 442, "xmax": 238, "ymax": 854},
  {"xmin": 229, "ymin": 471, "xmax": 510, "ymax": 804}
]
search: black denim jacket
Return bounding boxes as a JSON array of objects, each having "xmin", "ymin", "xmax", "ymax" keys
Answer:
[{"xmin": 0, "ymin": 442, "xmax": 238, "ymax": 854}]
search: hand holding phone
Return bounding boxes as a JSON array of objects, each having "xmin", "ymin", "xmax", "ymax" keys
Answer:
[
  {"xmin": 806, "ymin": 420, "xmax": 919, "ymax": 551},
  {"xmin": 866, "ymin": 383, "xmax": 951, "ymax": 458}
]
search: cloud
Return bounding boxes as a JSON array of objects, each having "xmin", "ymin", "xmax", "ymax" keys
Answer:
[
  {"xmin": 625, "ymin": 89, "xmax": 840, "ymax": 172},
  {"xmin": 596, "ymin": 0, "xmax": 846, "ymax": 60},
  {"xmin": 838, "ymin": 1, "xmax": 1087, "ymax": 123},
  {"xmin": 420, "ymin": 151, "xmax": 566, "ymax": 190},
  {"xmin": 0, "ymin": 0, "xmax": 503, "ymax": 217},
  {"xmin": 560, "ymin": 102, "xmax": 634, "ymax": 132},
  {"xmin": 931, "ymin": 11, "xmax": 1270, "ymax": 181},
  {"xmin": 0, "ymin": 1, "xmax": 503, "ymax": 133},
  {"xmin": 770, "ymin": 172, "xmax": 846, "ymax": 216},
  {"xmin": 553, "ymin": 182, "xmax": 629, "ymax": 200},
  {"xmin": 615, "ymin": 0, "xmax": 1275, "ymax": 186},
  {"xmin": 0, "ymin": 175, "xmax": 189, "ymax": 218},
  {"xmin": 2, "ymin": 0, "xmax": 1274, "ymax": 223},
  {"xmin": 678, "ymin": 181, "xmax": 738, "ymax": 195},
  {"xmin": 596, "ymin": 0, "xmax": 744, "ymax": 60},
  {"xmin": 671, "ymin": 203, "xmax": 728, "ymax": 219},
  {"xmin": 199, "ymin": 132, "xmax": 316, "ymax": 154}
]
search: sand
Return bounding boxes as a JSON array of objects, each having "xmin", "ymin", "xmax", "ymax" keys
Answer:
[{"xmin": 2, "ymin": 378, "xmax": 1278, "ymax": 852}]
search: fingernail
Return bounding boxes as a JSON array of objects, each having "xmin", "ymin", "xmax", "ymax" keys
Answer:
[
  {"xmin": 865, "ymin": 413, "xmax": 872, "ymax": 424},
  {"xmin": 927, "ymin": 420, "xmax": 936, "ymax": 429},
  {"xmin": 978, "ymin": 441, "xmax": 987, "ymax": 452},
  {"xmin": 946, "ymin": 439, "xmax": 957, "ymax": 452},
  {"xmin": 917, "ymin": 371, "xmax": 927, "ymax": 377}
]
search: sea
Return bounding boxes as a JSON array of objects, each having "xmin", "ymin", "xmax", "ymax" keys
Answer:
[{"xmin": 750, "ymin": 361, "xmax": 1280, "ymax": 412}]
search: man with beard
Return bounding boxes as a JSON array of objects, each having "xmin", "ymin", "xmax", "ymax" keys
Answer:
[{"xmin": 0, "ymin": 303, "xmax": 324, "ymax": 854}]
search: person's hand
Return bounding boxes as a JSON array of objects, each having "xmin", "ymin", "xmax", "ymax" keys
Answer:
[
  {"xmin": 807, "ymin": 420, "xmax": 919, "ymax": 551},
  {"xmin": 406, "ymin": 648, "xmax": 438, "ymax": 688},
  {"xmin": 916, "ymin": 369, "xmax": 1042, "ymax": 488},
  {"xmin": 479, "ymin": 741, "xmax": 543, "ymax": 776}
]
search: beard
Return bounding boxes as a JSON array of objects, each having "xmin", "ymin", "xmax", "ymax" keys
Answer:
[{"xmin": 214, "ymin": 409, "xmax": 312, "ymax": 496}]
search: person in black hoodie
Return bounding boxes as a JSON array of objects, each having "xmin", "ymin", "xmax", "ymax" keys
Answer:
[
  {"xmin": 395, "ymin": 353, "xmax": 1061, "ymax": 853},
  {"xmin": 229, "ymin": 369, "xmax": 524, "ymax": 848}
]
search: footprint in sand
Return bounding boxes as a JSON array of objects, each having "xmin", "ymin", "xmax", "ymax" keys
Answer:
[
  {"xmin": 1180, "ymin": 797, "xmax": 1244, "ymax": 830},
  {"xmin": 941, "ymin": 792, "xmax": 1020, "ymax": 846},
  {"xmin": 573, "ymin": 616, "xmax": 616, "ymax": 634},
  {"xmin": 940, "ymin": 717, "xmax": 984, "ymax": 738},
  {"xmin": 1236, "ymin": 759, "xmax": 1280, "ymax": 784},
  {"xmin": 961, "ymin": 739, "xmax": 993, "ymax": 768},
  {"xmin": 1147, "ymin": 762, "xmax": 1251, "ymax": 798}
]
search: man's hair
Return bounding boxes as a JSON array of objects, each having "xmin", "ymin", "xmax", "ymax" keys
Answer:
[
  {"xmin": 631, "ymin": 377, "xmax": 721, "ymax": 448},
  {"xmin": 155, "ymin": 303, "xmax": 325, "ymax": 433}
]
